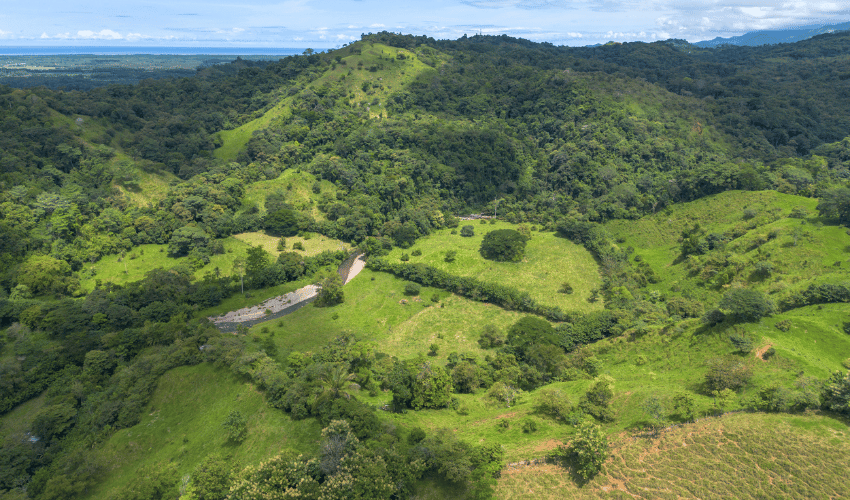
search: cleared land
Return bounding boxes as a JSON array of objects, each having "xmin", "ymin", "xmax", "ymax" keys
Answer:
[
  {"xmin": 496, "ymin": 412, "xmax": 850, "ymax": 499},
  {"xmin": 79, "ymin": 363, "xmax": 321, "ymax": 500},
  {"xmin": 384, "ymin": 221, "xmax": 603, "ymax": 314}
]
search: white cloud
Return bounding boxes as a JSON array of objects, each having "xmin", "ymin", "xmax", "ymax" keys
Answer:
[
  {"xmin": 40, "ymin": 32, "xmax": 50, "ymax": 39},
  {"xmin": 370, "ymin": 23, "xmax": 386, "ymax": 28},
  {"xmin": 77, "ymin": 29, "xmax": 123, "ymax": 40}
]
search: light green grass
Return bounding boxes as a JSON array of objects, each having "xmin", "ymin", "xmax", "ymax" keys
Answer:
[
  {"xmin": 80, "ymin": 363, "xmax": 321, "ymax": 500},
  {"xmin": 215, "ymin": 99, "xmax": 292, "ymax": 160},
  {"xmin": 384, "ymin": 221, "xmax": 603, "ymax": 314},
  {"xmin": 215, "ymin": 41, "xmax": 438, "ymax": 160},
  {"xmin": 606, "ymin": 190, "xmax": 850, "ymax": 306},
  {"xmin": 0, "ymin": 393, "xmax": 46, "ymax": 440},
  {"xmin": 242, "ymin": 168, "xmax": 338, "ymax": 220},
  {"xmin": 253, "ymin": 268, "xmax": 524, "ymax": 362},
  {"xmin": 496, "ymin": 412, "xmax": 850, "ymax": 500},
  {"xmin": 78, "ymin": 238, "xmax": 249, "ymax": 293},
  {"xmin": 232, "ymin": 231, "xmax": 349, "ymax": 257}
]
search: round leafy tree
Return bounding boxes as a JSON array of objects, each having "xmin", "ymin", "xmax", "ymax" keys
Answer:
[
  {"xmin": 479, "ymin": 229, "xmax": 527, "ymax": 262},
  {"xmin": 265, "ymin": 208, "xmax": 304, "ymax": 237}
]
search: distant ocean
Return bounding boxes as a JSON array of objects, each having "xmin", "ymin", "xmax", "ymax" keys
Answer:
[{"xmin": 0, "ymin": 46, "xmax": 309, "ymax": 56}]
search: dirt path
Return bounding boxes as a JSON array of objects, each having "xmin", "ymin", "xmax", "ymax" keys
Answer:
[{"xmin": 208, "ymin": 253, "xmax": 366, "ymax": 330}]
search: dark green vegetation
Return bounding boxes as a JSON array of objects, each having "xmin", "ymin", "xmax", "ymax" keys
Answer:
[{"xmin": 1, "ymin": 31, "xmax": 850, "ymax": 500}]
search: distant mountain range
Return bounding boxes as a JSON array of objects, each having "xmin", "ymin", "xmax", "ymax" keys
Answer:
[{"xmin": 692, "ymin": 21, "xmax": 850, "ymax": 47}]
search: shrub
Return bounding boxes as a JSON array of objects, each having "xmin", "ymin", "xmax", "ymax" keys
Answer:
[
  {"xmin": 400, "ymin": 253, "xmax": 410, "ymax": 262},
  {"xmin": 292, "ymin": 241, "xmax": 304, "ymax": 251},
  {"xmin": 705, "ymin": 357, "xmax": 752, "ymax": 392},
  {"xmin": 521, "ymin": 419, "xmax": 538, "ymax": 433},
  {"xmin": 444, "ymin": 250, "xmax": 457, "ymax": 263},
  {"xmin": 559, "ymin": 282, "xmax": 574, "ymax": 294},
  {"xmin": 480, "ymin": 229, "xmax": 527, "ymax": 262},
  {"xmin": 705, "ymin": 288, "xmax": 775, "ymax": 324},
  {"xmin": 404, "ymin": 282, "xmax": 421, "ymax": 296},
  {"xmin": 478, "ymin": 324, "xmax": 505, "ymax": 348},
  {"xmin": 560, "ymin": 419, "xmax": 608, "ymax": 480},
  {"xmin": 460, "ymin": 225, "xmax": 475, "ymax": 237},
  {"xmin": 535, "ymin": 388, "xmax": 573, "ymax": 420},
  {"xmin": 411, "ymin": 249, "xmax": 422, "ymax": 256},
  {"xmin": 277, "ymin": 238, "xmax": 287, "ymax": 251},
  {"xmin": 314, "ymin": 275, "xmax": 344, "ymax": 307},
  {"xmin": 222, "ymin": 410, "xmax": 247, "ymax": 442},
  {"xmin": 580, "ymin": 375, "xmax": 615, "ymax": 422},
  {"xmin": 775, "ymin": 319, "xmax": 791, "ymax": 332},
  {"xmin": 729, "ymin": 332, "xmax": 754, "ymax": 353}
]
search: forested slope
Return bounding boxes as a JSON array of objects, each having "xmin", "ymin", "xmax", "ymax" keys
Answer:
[{"xmin": 0, "ymin": 32, "xmax": 849, "ymax": 500}]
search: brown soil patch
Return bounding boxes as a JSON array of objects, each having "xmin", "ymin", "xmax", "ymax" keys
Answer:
[
  {"xmin": 501, "ymin": 463, "xmax": 563, "ymax": 477},
  {"xmin": 534, "ymin": 439, "xmax": 563, "ymax": 453},
  {"xmin": 755, "ymin": 343, "xmax": 773, "ymax": 361}
]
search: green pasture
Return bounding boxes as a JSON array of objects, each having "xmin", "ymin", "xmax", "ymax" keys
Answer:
[
  {"xmin": 80, "ymin": 363, "xmax": 321, "ymax": 500},
  {"xmin": 383, "ymin": 221, "xmax": 603, "ymax": 314},
  {"xmin": 250, "ymin": 268, "xmax": 524, "ymax": 362},
  {"xmin": 496, "ymin": 412, "xmax": 850, "ymax": 500},
  {"xmin": 241, "ymin": 168, "xmax": 338, "ymax": 220}
]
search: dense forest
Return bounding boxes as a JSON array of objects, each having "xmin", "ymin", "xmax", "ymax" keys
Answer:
[{"xmin": 1, "ymin": 32, "xmax": 849, "ymax": 500}]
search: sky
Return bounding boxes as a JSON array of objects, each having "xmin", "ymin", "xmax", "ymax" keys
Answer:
[{"xmin": 0, "ymin": 0, "xmax": 848, "ymax": 48}]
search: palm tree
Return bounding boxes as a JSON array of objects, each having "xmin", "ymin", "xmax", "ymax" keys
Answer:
[{"xmin": 314, "ymin": 364, "xmax": 360, "ymax": 408}]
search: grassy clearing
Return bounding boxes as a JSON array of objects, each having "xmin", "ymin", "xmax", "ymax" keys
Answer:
[
  {"xmin": 233, "ymin": 231, "xmax": 349, "ymax": 258},
  {"xmin": 383, "ymin": 221, "xmax": 603, "ymax": 315},
  {"xmin": 78, "ymin": 233, "xmax": 348, "ymax": 293},
  {"xmin": 252, "ymin": 268, "xmax": 524, "ymax": 362},
  {"xmin": 78, "ymin": 239, "xmax": 248, "ymax": 293},
  {"xmin": 215, "ymin": 41, "xmax": 437, "ymax": 159},
  {"xmin": 606, "ymin": 190, "xmax": 850, "ymax": 306},
  {"xmin": 241, "ymin": 168, "xmax": 338, "ymax": 220},
  {"xmin": 496, "ymin": 412, "xmax": 850, "ymax": 500},
  {"xmin": 0, "ymin": 393, "xmax": 46, "ymax": 440},
  {"xmin": 81, "ymin": 363, "xmax": 321, "ymax": 500},
  {"xmin": 215, "ymin": 98, "xmax": 292, "ymax": 160}
]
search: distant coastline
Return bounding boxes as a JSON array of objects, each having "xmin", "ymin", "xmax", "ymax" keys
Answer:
[{"xmin": 0, "ymin": 46, "xmax": 310, "ymax": 56}]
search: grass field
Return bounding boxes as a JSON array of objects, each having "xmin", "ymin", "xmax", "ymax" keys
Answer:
[
  {"xmin": 77, "ymin": 232, "xmax": 348, "ymax": 293},
  {"xmin": 496, "ymin": 412, "xmax": 850, "ymax": 499},
  {"xmin": 233, "ymin": 231, "xmax": 349, "ymax": 257},
  {"xmin": 383, "ymin": 221, "xmax": 603, "ymax": 314},
  {"xmin": 251, "ymin": 268, "xmax": 525, "ymax": 362},
  {"xmin": 214, "ymin": 41, "xmax": 437, "ymax": 160},
  {"xmin": 80, "ymin": 363, "xmax": 321, "ymax": 500},
  {"xmin": 241, "ymin": 168, "xmax": 338, "ymax": 220},
  {"xmin": 606, "ymin": 190, "xmax": 850, "ymax": 306}
]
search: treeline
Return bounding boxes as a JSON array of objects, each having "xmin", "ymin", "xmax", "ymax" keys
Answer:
[{"xmin": 366, "ymin": 257, "xmax": 569, "ymax": 321}]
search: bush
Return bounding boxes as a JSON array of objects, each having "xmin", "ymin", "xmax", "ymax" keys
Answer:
[
  {"xmin": 480, "ymin": 229, "xmax": 527, "ymax": 262},
  {"xmin": 729, "ymin": 332, "xmax": 754, "ymax": 353},
  {"xmin": 705, "ymin": 288, "xmax": 775, "ymax": 324},
  {"xmin": 444, "ymin": 250, "xmax": 457, "ymax": 263},
  {"xmin": 314, "ymin": 275, "xmax": 344, "ymax": 307},
  {"xmin": 705, "ymin": 357, "xmax": 752, "ymax": 392},
  {"xmin": 223, "ymin": 410, "xmax": 247, "ymax": 443},
  {"xmin": 666, "ymin": 296, "xmax": 703, "ymax": 318},
  {"xmin": 560, "ymin": 419, "xmax": 608, "ymax": 480},
  {"xmin": 400, "ymin": 253, "xmax": 410, "ymax": 262},
  {"xmin": 535, "ymin": 388, "xmax": 573, "ymax": 420},
  {"xmin": 460, "ymin": 225, "xmax": 475, "ymax": 237},
  {"xmin": 292, "ymin": 241, "xmax": 304, "ymax": 251},
  {"xmin": 521, "ymin": 419, "xmax": 538, "ymax": 433},
  {"xmin": 411, "ymin": 249, "xmax": 422, "ymax": 256},
  {"xmin": 404, "ymin": 283, "xmax": 421, "ymax": 296},
  {"xmin": 559, "ymin": 282, "xmax": 574, "ymax": 294},
  {"xmin": 478, "ymin": 324, "xmax": 505, "ymax": 348}
]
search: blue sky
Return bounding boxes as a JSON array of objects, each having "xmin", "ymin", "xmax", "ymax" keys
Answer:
[{"xmin": 1, "ymin": 1, "xmax": 848, "ymax": 48}]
